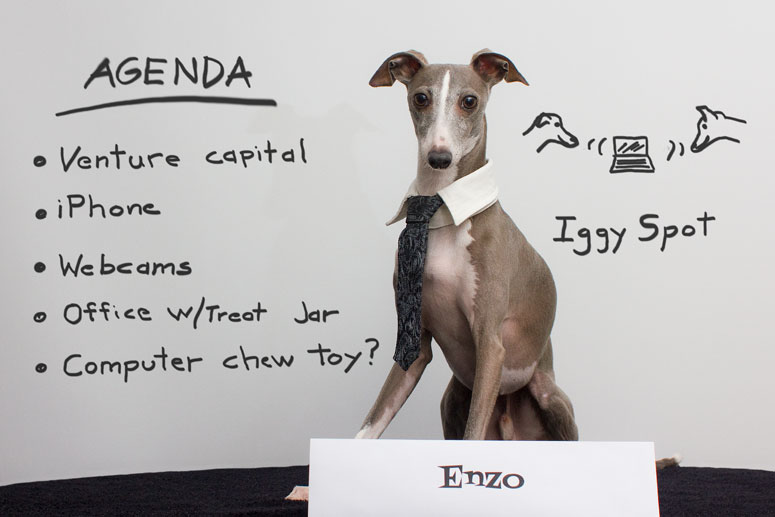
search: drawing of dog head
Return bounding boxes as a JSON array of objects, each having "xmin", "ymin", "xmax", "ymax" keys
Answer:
[
  {"xmin": 522, "ymin": 113, "xmax": 579, "ymax": 153},
  {"xmin": 691, "ymin": 105, "xmax": 747, "ymax": 153}
]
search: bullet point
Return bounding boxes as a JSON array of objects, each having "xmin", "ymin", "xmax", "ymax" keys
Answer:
[
  {"xmin": 33, "ymin": 156, "xmax": 47, "ymax": 167},
  {"xmin": 35, "ymin": 209, "xmax": 47, "ymax": 220},
  {"xmin": 34, "ymin": 262, "xmax": 46, "ymax": 273},
  {"xmin": 35, "ymin": 363, "xmax": 47, "ymax": 373},
  {"xmin": 33, "ymin": 312, "xmax": 47, "ymax": 323}
]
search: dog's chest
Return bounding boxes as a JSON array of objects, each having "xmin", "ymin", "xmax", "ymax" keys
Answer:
[{"xmin": 420, "ymin": 221, "xmax": 478, "ymax": 355}]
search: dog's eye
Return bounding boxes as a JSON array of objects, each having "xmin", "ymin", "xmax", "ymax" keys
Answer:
[
  {"xmin": 461, "ymin": 95, "xmax": 478, "ymax": 110},
  {"xmin": 414, "ymin": 93, "xmax": 429, "ymax": 108}
]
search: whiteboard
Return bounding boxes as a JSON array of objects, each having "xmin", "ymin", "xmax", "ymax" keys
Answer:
[{"xmin": 1, "ymin": 0, "xmax": 774, "ymax": 485}]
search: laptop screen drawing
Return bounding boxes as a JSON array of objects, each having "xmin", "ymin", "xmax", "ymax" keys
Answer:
[{"xmin": 609, "ymin": 136, "xmax": 656, "ymax": 173}]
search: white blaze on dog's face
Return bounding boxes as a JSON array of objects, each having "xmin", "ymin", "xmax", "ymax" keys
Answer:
[{"xmin": 406, "ymin": 65, "xmax": 491, "ymax": 178}]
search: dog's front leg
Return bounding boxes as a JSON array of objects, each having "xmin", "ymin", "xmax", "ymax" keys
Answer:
[
  {"xmin": 286, "ymin": 331, "xmax": 431, "ymax": 503},
  {"xmin": 356, "ymin": 329, "xmax": 432, "ymax": 439},
  {"xmin": 463, "ymin": 328, "xmax": 505, "ymax": 440}
]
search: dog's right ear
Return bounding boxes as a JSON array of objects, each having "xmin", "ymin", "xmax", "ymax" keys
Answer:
[{"xmin": 369, "ymin": 50, "xmax": 427, "ymax": 87}]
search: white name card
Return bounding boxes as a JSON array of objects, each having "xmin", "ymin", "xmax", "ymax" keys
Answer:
[{"xmin": 309, "ymin": 439, "xmax": 659, "ymax": 517}]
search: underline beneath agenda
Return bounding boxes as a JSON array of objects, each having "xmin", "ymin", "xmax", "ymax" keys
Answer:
[{"xmin": 55, "ymin": 96, "xmax": 278, "ymax": 117}]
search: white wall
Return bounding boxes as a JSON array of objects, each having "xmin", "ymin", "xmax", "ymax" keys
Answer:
[{"xmin": 1, "ymin": 0, "xmax": 773, "ymax": 485}]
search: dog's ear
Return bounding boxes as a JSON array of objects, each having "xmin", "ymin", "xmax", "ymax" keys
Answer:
[
  {"xmin": 522, "ymin": 113, "xmax": 550, "ymax": 136},
  {"xmin": 369, "ymin": 50, "xmax": 427, "ymax": 87},
  {"xmin": 470, "ymin": 49, "xmax": 528, "ymax": 86},
  {"xmin": 696, "ymin": 105, "xmax": 718, "ymax": 120}
]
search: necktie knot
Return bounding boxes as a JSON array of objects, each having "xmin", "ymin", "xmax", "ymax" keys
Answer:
[{"xmin": 405, "ymin": 194, "xmax": 444, "ymax": 224}]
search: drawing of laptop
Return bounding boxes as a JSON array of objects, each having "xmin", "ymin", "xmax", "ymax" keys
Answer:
[{"xmin": 609, "ymin": 136, "xmax": 655, "ymax": 173}]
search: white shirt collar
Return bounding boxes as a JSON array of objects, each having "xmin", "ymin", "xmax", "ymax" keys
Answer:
[{"xmin": 386, "ymin": 161, "xmax": 498, "ymax": 229}]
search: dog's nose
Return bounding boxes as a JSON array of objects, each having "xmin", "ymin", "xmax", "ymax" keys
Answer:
[{"xmin": 428, "ymin": 150, "xmax": 452, "ymax": 169}]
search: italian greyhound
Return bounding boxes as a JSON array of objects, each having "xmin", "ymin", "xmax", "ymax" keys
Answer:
[{"xmin": 354, "ymin": 49, "xmax": 578, "ymax": 445}]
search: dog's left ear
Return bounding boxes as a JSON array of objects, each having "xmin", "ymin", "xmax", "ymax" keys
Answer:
[{"xmin": 470, "ymin": 49, "xmax": 528, "ymax": 86}]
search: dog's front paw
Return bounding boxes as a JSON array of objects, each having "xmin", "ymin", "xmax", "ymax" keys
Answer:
[
  {"xmin": 285, "ymin": 485, "xmax": 309, "ymax": 501},
  {"xmin": 656, "ymin": 454, "xmax": 683, "ymax": 470}
]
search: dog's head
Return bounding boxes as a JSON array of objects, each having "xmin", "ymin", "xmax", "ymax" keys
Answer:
[
  {"xmin": 522, "ymin": 113, "xmax": 579, "ymax": 151},
  {"xmin": 370, "ymin": 49, "xmax": 527, "ymax": 174},
  {"xmin": 691, "ymin": 105, "xmax": 721, "ymax": 153}
]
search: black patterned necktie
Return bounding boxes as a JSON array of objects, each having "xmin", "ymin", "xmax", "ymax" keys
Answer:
[{"xmin": 394, "ymin": 194, "xmax": 445, "ymax": 370}]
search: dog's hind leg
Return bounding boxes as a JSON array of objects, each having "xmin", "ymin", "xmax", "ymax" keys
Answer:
[
  {"xmin": 526, "ymin": 341, "xmax": 578, "ymax": 441},
  {"xmin": 495, "ymin": 388, "xmax": 549, "ymax": 440},
  {"xmin": 527, "ymin": 371, "xmax": 578, "ymax": 440},
  {"xmin": 440, "ymin": 375, "xmax": 471, "ymax": 440},
  {"xmin": 442, "ymin": 376, "xmax": 525, "ymax": 440}
]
